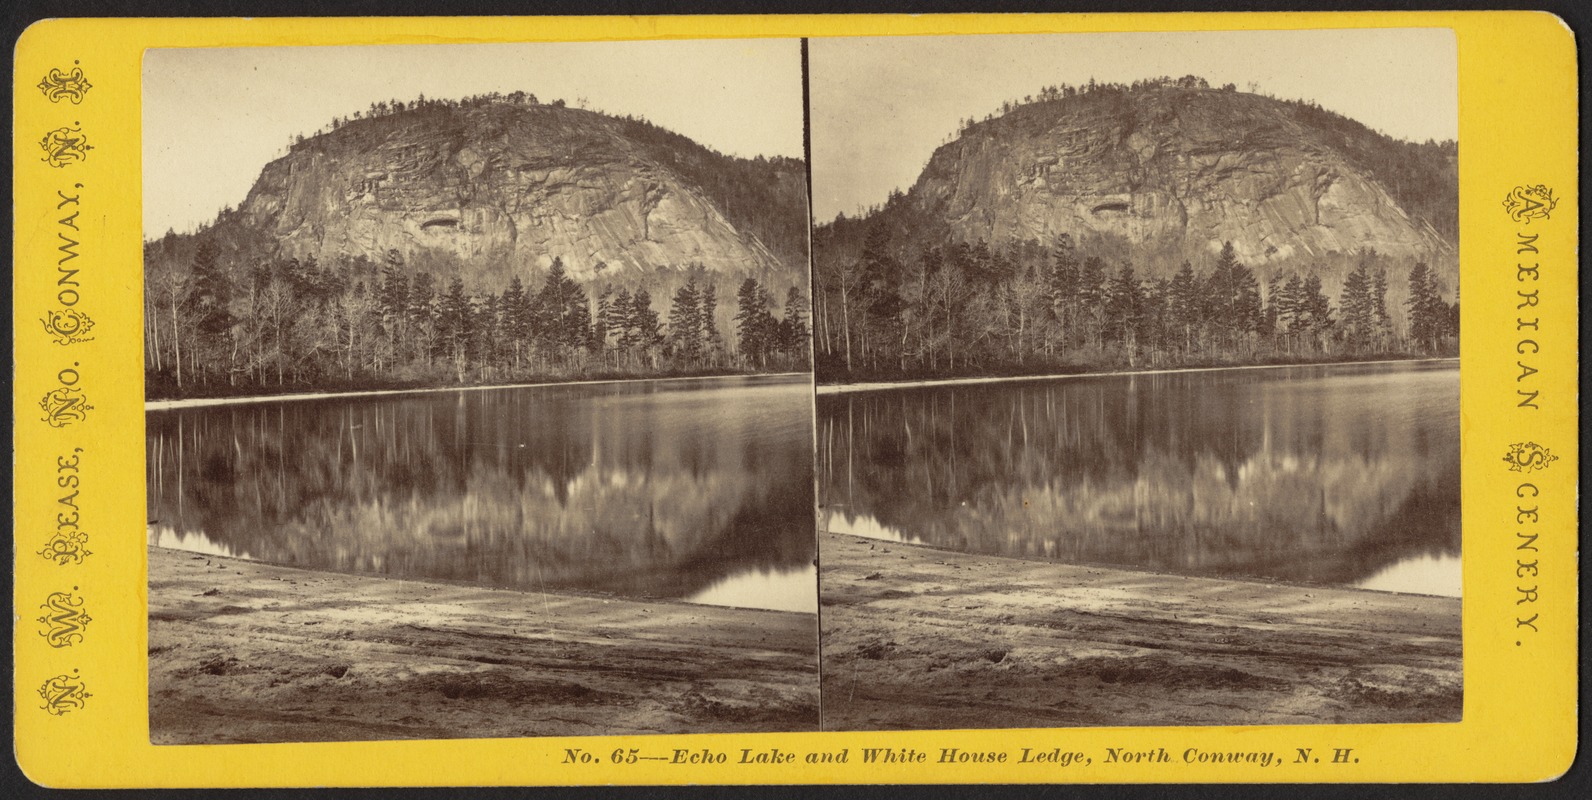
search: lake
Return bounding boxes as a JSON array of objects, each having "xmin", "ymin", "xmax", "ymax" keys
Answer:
[
  {"xmin": 147, "ymin": 374, "xmax": 818, "ymax": 612},
  {"xmin": 819, "ymin": 361, "xmax": 1461, "ymax": 597}
]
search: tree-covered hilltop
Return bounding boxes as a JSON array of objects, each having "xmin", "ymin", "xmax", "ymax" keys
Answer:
[
  {"xmin": 814, "ymin": 76, "xmax": 1458, "ymax": 382},
  {"xmin": 144, "ymin": 90, "xmax": 812, "ymax": 399},
  {"xmin": 245, "ymin": 90, "xmax": 809, "ymax": 281},
  {"xmin": 145, "ymin": 242, "xmax": 809, "ymax": 399},
  {"xmin": 924, "ymin": 75, "xmax": 1457, "ymax": 245}
]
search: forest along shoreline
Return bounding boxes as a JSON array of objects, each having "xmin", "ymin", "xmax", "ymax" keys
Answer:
[
  {"xmin": 145, "ymin": 370, "xmax": 812, "ymax": 410},
  {"xmin": 819, "ymin": 532, "xmax": 1461, "ymax": 730},
  {"xmin": 148, "ymin": 545, "xmax": 819, "ymax": 744},
  {"xmin": 816, "ymin": 356, "xmax": 1457, "ymax": 393}
]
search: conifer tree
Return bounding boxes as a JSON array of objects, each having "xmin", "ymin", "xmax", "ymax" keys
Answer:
[
  {"xmin": 699, "ymin": 282, "xmax": 722, "ymax": 361},
  {"xmin": 611, "ymin": 287, "xmax": 637, "ymax": 351},
  {"xmin": 406, "ymin": 271, "xmax": 437, "ymax": 365},
  {"xmin": 1076, "ymin": 255, "xmax": 1106, "ymax": 349},
  {"xmin": 1406, "ymin": 262, "xmax": 1445, "ymax": 353},
  {"xmin": 439, "ymin": 277, "xmax": 472, "ymax": 379},
  {"xmin": 1370, "ymin": 267, "xmax": 1391, "ymax": 346},
  {"xmin": 735, "ymin": 277, "xmax": 774, "ymax": 366},
  {"xmin": 591, "ymin": 288, "xmax": 612, "ymax": 356},
  {"xmin": 1339, "ymin": 261, "xmax": 1374, "ymax": 350},
  {"xmin": 668, "ymin": 278, "xmax": 704, "ymax": 364},
  {"xmin": 501, "ymin": 276, "xmax": 529, "ymax": 367},
  {"xmin": 1167, "ymin": 260, "xmax": 1200, "ymax": 353},
  {"xmin": 1103, "ymin": 263, "xmax": 1143, "ymax": 352},
  {"xmin": 185, "ymin": 239, "xmax": 233, "ymax": 384},
  {"xmin": 783, "ymin": 286, "xmax": 811, "ymax": 359},
  {"xmin": 630, "ymin": 289, "xmax": 664, "ymax": 363}
]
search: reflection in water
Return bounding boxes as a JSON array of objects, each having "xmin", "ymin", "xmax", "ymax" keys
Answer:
[
  {"xmin": 150, "ymin": 526, "xmax": 236, "ymax": 558},
  {"xmin": 825, "ymin": 513, "xmax": 921, "ymax": 545},
  {"xmin": 819, "ymin": 362, "xmax": 1460, "ymax": 596},
  {"xmin": 147, "ymin": 375, "xmax": 817, "ymax": 612},
  {"xmin": 1353, "ymin": 552, "xmax": 1461, "ymax": 597},
  {"xmin": 688, "ymin": 565, "xmax": 818, "ymax": 613}
]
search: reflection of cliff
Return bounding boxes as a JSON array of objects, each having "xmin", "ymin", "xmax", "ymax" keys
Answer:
[
  {"xmin": 147, "ymin": 379, "xmax": 814, "ymax": 599},
  {"xmin": 819, "ymin": 363, "xmax": 1459, "ymax": 586}
]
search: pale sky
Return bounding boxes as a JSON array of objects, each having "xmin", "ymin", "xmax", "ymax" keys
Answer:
[
  {"xmin": 810, "ymin": 29, "xmax": 1458, "ymax": 222},
  {"xmin": 143, "ymin": 40, "xmax": 805, "ymax": 237}
]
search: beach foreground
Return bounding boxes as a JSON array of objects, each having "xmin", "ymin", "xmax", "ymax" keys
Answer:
[
  {"xmin": 149, "ymin": 546, "xmax": 819, "ymax": 744},
  {"xmin": 820, "ymin": 533, "xmax": 1461, "ymax": 730}
]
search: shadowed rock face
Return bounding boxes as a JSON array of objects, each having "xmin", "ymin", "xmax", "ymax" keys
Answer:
[
  {"xmin": 236, "ymin": 100, "xmax": 807, "ymax": 288},
  {"xmin": 908, "ymin": 87, "xmax": 1455, "ymax": 267}
]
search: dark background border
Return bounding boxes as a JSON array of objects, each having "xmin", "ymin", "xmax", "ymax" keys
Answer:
[{"xmin": 4, "ymin": 0, "xmax": 1585, "ymax": 797}]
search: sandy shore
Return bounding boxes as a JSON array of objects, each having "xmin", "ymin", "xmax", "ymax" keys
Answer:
[
  {"xmin": 819, "ymin": 533, "xmax": 1461, "ymax": 731},
  {"xmin": 149, "ymin": 546, "xmax": 819, "ymax": 744},
  {"xmin": 146, "ymin": 371, "xmax": 811, "ymax": 410},
  {"xmin": 817, "ymin": 357, "xmax": 1459, "ymax": 394}
]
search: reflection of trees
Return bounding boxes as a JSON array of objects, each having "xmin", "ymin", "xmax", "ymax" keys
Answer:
[
  {"xmin": 147, "ymin": 380, "xmax": 814, "ymax": 599},
  {"xmin": 819, "ymin": 363, "xmax": 1460, "ymax": 585}
]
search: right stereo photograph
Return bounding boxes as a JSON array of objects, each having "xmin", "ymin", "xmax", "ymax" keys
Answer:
[{"xmin": 808, "ymin": 29, "xmax": 1461, "ymax": 731}]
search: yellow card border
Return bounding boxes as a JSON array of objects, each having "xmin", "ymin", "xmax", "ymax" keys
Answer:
[{"xmin": 11, "ymin": 11, "xmax": 1578, "ymax": 787}]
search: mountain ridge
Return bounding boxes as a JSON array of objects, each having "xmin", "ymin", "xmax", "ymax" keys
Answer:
[
  {"xmin": 810, "ymin": 78, "xmax": 1459, "ymax": 379},
  {"xmin": 142, "ymin": 93, "xmax": 813, "ymax": 397},
  {"xmin": 823, "ymin": 80, "xmax": 1456, "ymax": 282},
  {"xmin": 150, "ymin": 95, "xmax": 809, "ymax": 296}
]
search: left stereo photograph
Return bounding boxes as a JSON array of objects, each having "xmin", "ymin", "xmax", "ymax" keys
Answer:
[{"xmin": 141, "ymin": 40, "xmax": 819, "ymax": 744}]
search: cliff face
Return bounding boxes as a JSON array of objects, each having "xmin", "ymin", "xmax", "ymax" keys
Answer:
[
  {"xmin": 904, "ymin": 87, "xmax": 1456, "ymax": 268},
  {"xmin": 233, "ymin": 100, "xmax": 807, "ymax": 289}
]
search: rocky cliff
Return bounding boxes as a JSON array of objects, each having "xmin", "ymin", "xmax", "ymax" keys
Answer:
[
  {"xmin": 841, "ymin": 84, "xmax": 1456, "ymax": 280},
  {"xmin": 195, "ymin": 98, "xmax": 809, "ymax": 293}
]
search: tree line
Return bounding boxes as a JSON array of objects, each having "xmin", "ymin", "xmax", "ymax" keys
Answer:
[
  {"xmin": 814, "ymin": 230, "xmax": 1457, "ymax": 381},
  {"xmin": 144, "ymin": 242, "xmax": 809, "ymax": 398}
]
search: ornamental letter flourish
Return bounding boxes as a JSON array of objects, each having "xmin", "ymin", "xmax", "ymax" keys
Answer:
[
  {"xmin": 37, "ymin": 670, "xmax": 91, "ymax": 716},
  {"xmin": 41, "ymin": 308, "xmax": 95, "ymax": 345},
  {"xmin": 1502, "ymin": 184, "xmax": 1556, "ymax": 224},
  {"xmin": 39, "ymin": 126, "xmax": 93, "ymax": 168},
  {"xmin": 37, "ymin": 64, "xmax": 92, "ymax": 104},
  {"xmin": 39, "ymin": 529, "xmax": 91, "ymax": 565},
  {"xmin": 1503, "ymin": 441, "xmax": 1559, "ymax": 474},
  {"xmin": 40, "ymin": 387, "xmax": 92, "ymax": 427},
  {"xmin": 38, "ymin": 590, "xmax": 92, "ymax": 648}
]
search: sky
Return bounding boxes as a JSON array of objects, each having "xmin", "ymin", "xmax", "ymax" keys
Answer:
[
  {"xmin": 810, "ymin": 28, "xmax": 1458, "ymax": 222},
  {"xmin": 143, "ymin": 40, "xmax": 805, "ymax": 237}
]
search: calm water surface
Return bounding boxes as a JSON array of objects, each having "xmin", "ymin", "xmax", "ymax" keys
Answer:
[
  {"xmin": 819, "ymin": 362, "xmax": 1460, "ymax": 597},
  {"xmin": 148, "ymin": 375, "xmax": 817, "ymax": 612}
]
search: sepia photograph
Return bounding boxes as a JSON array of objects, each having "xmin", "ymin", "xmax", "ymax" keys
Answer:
[
  {"xmin": 810, "ymin": 30, "xmax": 1462, "ymax": 730},
  {"xmin": 142, "ymin": 40, "xmax": 819, "ymax": 743},
  {"xmin": 9, "ymin": 7, "xmax": 1581, "ymax": 788}
]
